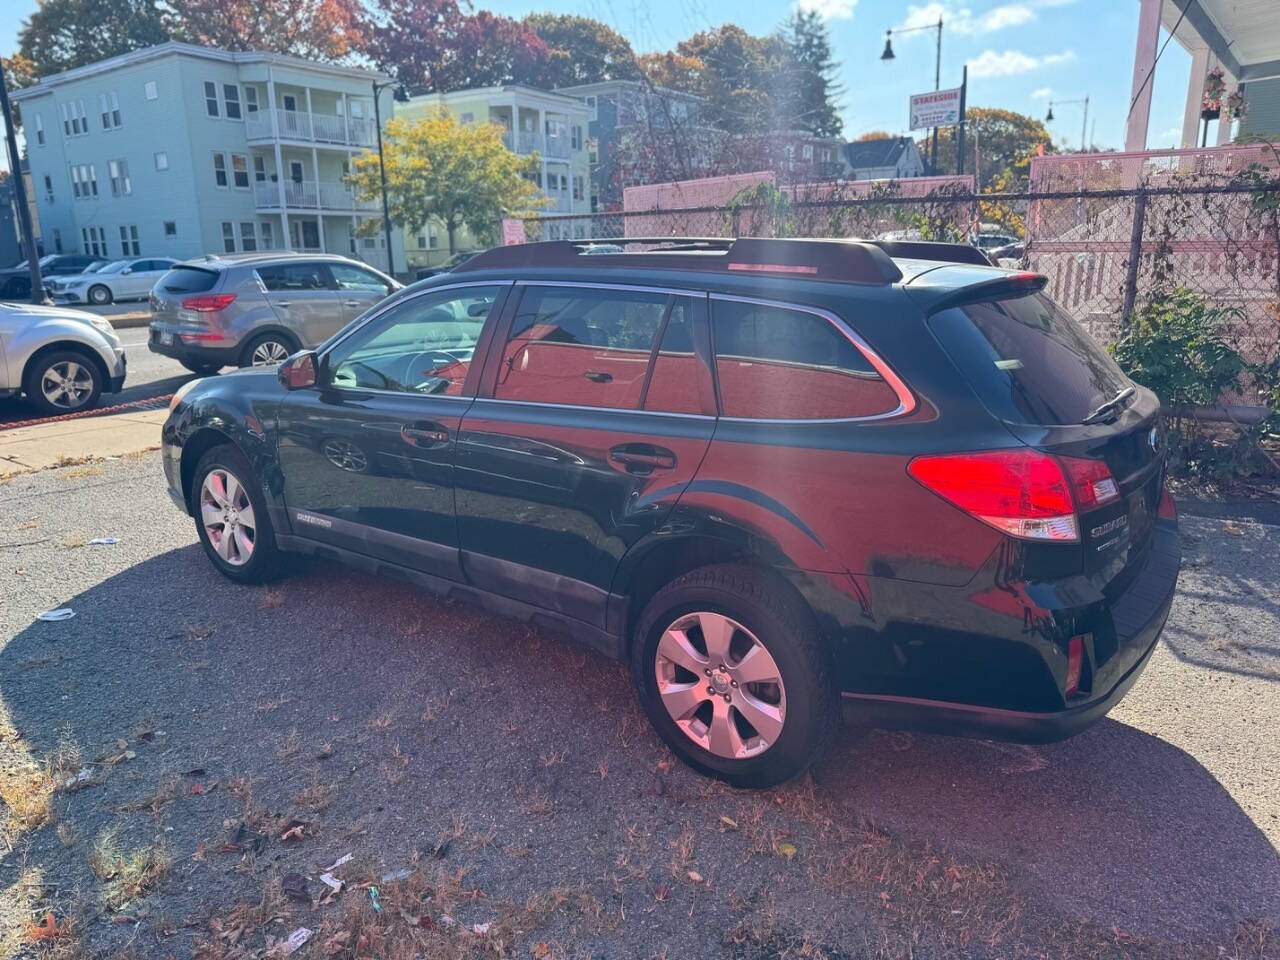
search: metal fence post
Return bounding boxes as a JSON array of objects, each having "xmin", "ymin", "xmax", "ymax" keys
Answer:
[{"xmin": 1121, "ymin": 188, "xmax": 1148, "ymax": 327}]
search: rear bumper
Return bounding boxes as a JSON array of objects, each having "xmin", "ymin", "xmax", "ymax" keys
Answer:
[
  {"xmin": 828, "ymin": 510, "xmax": 1180, "ymax": 742},
  {"xmin": 147, "ymin": 323, "xmax": 241, "ymax": 366}
]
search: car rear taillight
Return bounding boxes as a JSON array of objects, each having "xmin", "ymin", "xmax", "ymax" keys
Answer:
[
  {"xmin": 1060, "ymin": 456, "xmax": 1120, "ymax": 509},
  {"xmin": 181, "ymin": 293, "xmax": 236, "ymax": 312},
  {"xmin": 907, "ymin": 449, "xmax": 1081, "ymax": 542}
]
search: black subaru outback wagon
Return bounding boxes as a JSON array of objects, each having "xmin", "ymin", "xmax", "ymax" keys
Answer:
[{"xmin": 160, "ymin": 237, "xmax": 1179, "ymax": 787}]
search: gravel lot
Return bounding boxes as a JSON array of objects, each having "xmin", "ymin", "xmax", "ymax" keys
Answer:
[{"xmin": 0, "ymin": 455, "xmax": 1277, "ymax": 959}]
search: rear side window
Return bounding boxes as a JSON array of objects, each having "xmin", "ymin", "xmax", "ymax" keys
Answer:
[
  {"xmin": 711, "ymin": 299, "xmax": 900, "ymax": 420},
  {"xmin": 258, "ymin": 262, "xmax": 336, "ymax": 292},
  {"xmin": 643, "ymin": 299, "xmax": 702, "ymax": 415},
  {"xmin": 495, "ymin": 286, "xmax": 676, "ymax": 410},
  {"xmin": 929, "ymin": 293, "xmax": 1131, "ymax": 425},
  {"xmin": 159, "ymin": 266, "xmax": 218, "ymax": 293}
]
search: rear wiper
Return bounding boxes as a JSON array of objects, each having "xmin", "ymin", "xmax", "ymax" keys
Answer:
[{"xmin": 1081, "ymin": 386, "xmax": 1135, "ymax": 425}]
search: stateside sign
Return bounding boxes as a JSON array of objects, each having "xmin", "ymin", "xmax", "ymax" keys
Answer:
[{"xmin": 909, "ymin": 88, "xmax": 962, "ymax": 130}]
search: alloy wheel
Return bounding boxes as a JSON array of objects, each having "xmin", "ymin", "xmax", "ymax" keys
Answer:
[
  {"xmin": 654, "ymin": 611, "xmax": 787, "ymax": 760},
  {"xmin": 200, "ymin": 468, "xmax": 256, "ymax": 566},
  {"xmin": 40, "ymin": 360, "xmax": 94, "ymax": 410},
  {"xmin": 250, "ymin": 340, "xmax": 291, "ymax": 365},
  {"xmin": 89, "ymin": 285, "xmax": 110, "ymax": 304}
]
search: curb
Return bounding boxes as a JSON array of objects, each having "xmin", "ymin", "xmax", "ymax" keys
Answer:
[{"xmin": 110, "ymin": 313, "xmax": 151, "ymax": 329}]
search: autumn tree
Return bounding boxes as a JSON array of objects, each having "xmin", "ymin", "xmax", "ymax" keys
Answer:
[
  {"xmin": 675, "ymin": 25, "xmax": 790, "ymax": 133},
  {"xmin": 928, "ymin": 107, "xmax": 1054, "ymax": 191},
  {"xmin": 1, "ymin": 53, "xmax": 38, "ymax": 91},
  {"xmin": 636, "ymin": 51, "xmax": 704, "ymax": 92},
  {"xmin": 167, "ymin": 0, "xmax": 364, "ymax": 59},
  {"xmin": 523, "ymin": 13, "xmax": 639, "ymax": 88},
  {"xmin": 364, "ymin": 0, "xmax": 548, "ymax": 92},
  {"xmin": 346, "ymin": 108, "xmax": 546, "ymax": 253},
  {"xmin": 17, "ymin": 0, "xmax": 167, "ymax": 77},
  {"xmin": 856, "ymin": 130, "xmax": 897, "ymax": 141}
]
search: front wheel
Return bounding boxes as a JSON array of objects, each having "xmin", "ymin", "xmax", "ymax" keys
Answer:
[
  {"xmin": 87, "ymin": 284, "xmax": 113, "ymax": 305},
  {"xmin": 23, "ymin": 350, "xmax": 103, "ymax": 415},
  {"xmin": 631, "ymin": 564, "xmax": 838, "ymax": 788},
  {"xmin": 192, "ymin": 445, "xmax": 288, "ymax": 583}
]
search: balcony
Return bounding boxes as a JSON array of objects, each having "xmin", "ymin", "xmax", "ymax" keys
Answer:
[
  {"xmin": 254, "ymin": 180, "xmax": 379, "ymax": 213},
  {"xmin": 244, "ymin": 108, "xmax": 377, "ymax": 148}
]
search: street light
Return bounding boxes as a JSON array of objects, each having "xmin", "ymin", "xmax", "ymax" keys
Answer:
[
  {"xmin": 1046, "ymin": 96, "xmax": 1090, "ymax": 151},
  {"xmin": 371, "ymin": 79, "xmax": 408, "ymax": 278},
  {"xmin": 880, "ymin": 17, "xmax": 944, "ymax": 172}
]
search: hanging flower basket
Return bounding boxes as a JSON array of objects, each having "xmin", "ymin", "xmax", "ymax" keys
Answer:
[
  {"xmin": 1201, "ymin": 67, "xmax": 1226, "ymax": 121},
  {"xmin": 1226, "ymin": 88, "xmax": 1247, "ymax": 121},
  {"xmin": 1201, "ymin": 105, "xmax": 1221, "ymax": 121}
]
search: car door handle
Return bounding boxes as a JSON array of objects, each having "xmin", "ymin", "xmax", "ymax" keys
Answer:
[
  {"xmin": 401, "ymin": 422, "xmax": 450, "ymax": 447},
  {"xmin": 584, "ymin": 371, "xmax": 612, "ymax": 383},
  {"xmin": 343, "ymin": 299, "xmax": 363, "ymax": 307},
  {"xmin": 609, "ymin": 443, "xmax": 677, "ymax": 475},
  {"xmin": 276, "ymin": 300, "xmax": 292, "ymax": 307}
]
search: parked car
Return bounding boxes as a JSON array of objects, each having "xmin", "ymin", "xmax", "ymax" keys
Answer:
[
  {"xmin": 147, "ymin": 252, "xmax": 401, "ymax": 375},
  {"xmin": 415, "ymin": 250, "xmax": 480, "ymax": 281},
  {"xmin": 47, "ymin": 257, "xmax": 179, "ymax": 305},
  {"xmin": 989, "ymin": 241, "xmax": 1026, "ymax": 267},
  {"xmin": 160, "ymin": 237, "xmax": 1179, "ymax": 787},
  {"xmin": 972, "ymin": 232, "xmax": 1020, "ymax": 251},
  {"xmin": 1, "ymin": 254, "xmax": 101, "ymax": 300},
  {"xmin": 0, "ymin": 301, "xmax": 127, "ymax": 414}
]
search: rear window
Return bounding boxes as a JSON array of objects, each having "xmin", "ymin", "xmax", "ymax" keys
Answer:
[
  {"xmin": 160, "ymin": 266, "xmax": 219, "ymax": 294},
  {"xmin": 929, "ymin": 293, "xmax": 1131, "ymax": 426}
]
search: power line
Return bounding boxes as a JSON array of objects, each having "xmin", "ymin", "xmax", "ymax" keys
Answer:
[{"xmin": 1125, "ymin": 0, "xmax": 1191, "ymax": 123}]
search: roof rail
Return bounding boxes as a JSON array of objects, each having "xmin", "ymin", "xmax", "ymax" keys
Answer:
[
  {"xmin": 868, "ymin": 239, "xmax": 996, "ymax": 267},
  {"xmin": 453, "ymin": 237, "xmax": 904, "ymax": 284}
]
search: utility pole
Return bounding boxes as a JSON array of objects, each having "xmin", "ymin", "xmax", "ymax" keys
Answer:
[
  {"xmin": 0, "ymin": 57, "xmax": 44, "ymax": 303},
  {"xmin": 956, "ymin": 65, "xmax": 968, "ymax": 176}
]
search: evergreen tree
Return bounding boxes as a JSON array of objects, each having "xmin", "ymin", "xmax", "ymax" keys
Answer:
[{"xmin": 783, "ymin": 10, "xmax": 843, "ymax": 139}]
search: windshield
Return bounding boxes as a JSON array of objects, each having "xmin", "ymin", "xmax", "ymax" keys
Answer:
[
  {"xmin": 38, "ymin": 255, "xmax": 58, "ymax": 266},
  {"xmin": 929, "ymin": 292, "xmax": 1133, "ymax": 426},
  {"xmin": 84, "ymin": 260, "xmax": 113, "ymax": 273}
]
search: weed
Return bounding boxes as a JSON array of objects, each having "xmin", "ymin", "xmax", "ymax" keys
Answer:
[{"xmin": 89, "ymin": 828, "xmax": 171, "ymax": 910}]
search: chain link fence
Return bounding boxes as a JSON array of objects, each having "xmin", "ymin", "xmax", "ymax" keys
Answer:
[{"xmin": 511, "ymin": 178, "xmax": 1280, "ymax": 413}]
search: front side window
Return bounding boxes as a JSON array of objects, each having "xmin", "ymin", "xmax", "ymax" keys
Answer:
[
  {"xmin": 327, "ymin": 286, "xmax": 504, "ymax": 396},
  {"xmin": 711, "ymin": 299, "xmax": 900, "ymax": 420},
  {"xmin": 331, "ymin": 263, "xmax": 390, "ymax": 295},
  {"xmin": 494, "ymin": 286, "xmax": 674, "ymax": 409}
]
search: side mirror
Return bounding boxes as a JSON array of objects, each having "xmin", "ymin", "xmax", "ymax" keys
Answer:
[
  {"xmin": 278, "ymin": 350, "xmax": 318, "ymax": 390},
  {"xmin": 122, "ymin": 267, "xmax": 133, "ymax": 274}
]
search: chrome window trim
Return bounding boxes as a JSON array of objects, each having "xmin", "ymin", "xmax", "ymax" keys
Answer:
[
  {"xmin": 468, "ymin": 396, "xmax": 715, "ymax": 421},
  {"xmin": 314, "ymin": 279, "xmax": 515, "ymax": 402},
  {"xmin": 708, "ymin": 292, "xmax": 916, "ymax": 424},
  {"xmin": 516, "ymin": 279, "xmax": 709, "ymax": 299}
]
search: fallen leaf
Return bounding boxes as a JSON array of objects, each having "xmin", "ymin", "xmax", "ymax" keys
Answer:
[
  {"xmin": 654, "ymin": 884, "xmax": 671, "ymax": 901},
  {"xmin": 25, "ymin": 913, "xmax": 67, "ymax": 941},
  {"xmin": 116, "ymin": 739, "xmax": 128, "ymax": 750},
  {"xmin": 777, "ymin": 842, "xmax": 797, "ymax": 860},
  {"xmin": 1224, "ymin": 522, "xmax": 1245, "ymax": 536},
  {"xmin": 281, "ymin": 825, "xmax": 304, "ymax": 842},
  {"xmin": 532, "ymin": 942, "xmax": 550, "ymax": 959},
  {"xmin": 687, "ymin": 870, "xmax": 704, "ymax": 884},
  {"xmin": 718, "ymin": 815, "xmax": 739, "ymax": 831}
]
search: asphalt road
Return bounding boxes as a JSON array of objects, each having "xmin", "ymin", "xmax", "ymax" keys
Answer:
[
  {"xmin": 0, "ymin": 456, "xmax": 1277, "ymax": 959},
  {"xmin": 0, "ymin": 326, "xmax": 195, "ymax": 425}
]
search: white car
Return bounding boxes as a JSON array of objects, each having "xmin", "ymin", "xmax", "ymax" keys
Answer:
[
  {"xmin": 0, "ymin": 302, "xmax": 127, "ymax": 414},
  {"xmin": 47, "ymin": 257, "xmax": 178, "ymax": 306}
]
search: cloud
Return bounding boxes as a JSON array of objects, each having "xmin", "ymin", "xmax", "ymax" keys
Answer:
[
  {"xmin": 795, "ymin": 0, "xmax": 857, "ymax": 18},
  {"xmin": 1031, "ymin": 87, "xmax": 1054, "ymax": 99},
  {"xmin": 1158, "ymin": 126, "xmax": 1182, "ymax": 142},
  {"xmin": 896, "ymin": 0, "xmax": 1072, "ymax": 36},
  {"xmin": 966, "ymin": 49, "xmax": 1076, "ymax": 77}
]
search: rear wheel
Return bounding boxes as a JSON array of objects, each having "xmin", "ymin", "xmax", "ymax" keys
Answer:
[
  {"xmin": 192, "ymin": 445, "xmax": 288, "ymax": 583},
  {"xmin": 23, "ymin": 349, "xmax": 103, "ymax": 415},
  {"xmin": 87, "ymin": 284, "xmax": 113, "ymax": 305},
  {"xmin": 631, "ymin": 564, "xmax": 838, "ymax": 788},
  {"xmin": 240, "ymin": 332, "xmax": 296, "ymax": 368}
]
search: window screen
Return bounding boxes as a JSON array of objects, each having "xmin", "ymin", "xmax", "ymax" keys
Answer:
[
  {"xmin": 711, "ymin": 300, "xmax": 900, "ymax": 420},
  {"xmin": 495, "ymin": 286, "xmax": 671, "ymax": 409}
]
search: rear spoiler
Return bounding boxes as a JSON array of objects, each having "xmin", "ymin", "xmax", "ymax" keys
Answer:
[
  {"xmin": 923, "ymin": 272, "xmax": 1049, "ymax": 313},
  {"xmin": 869, "ymin": 240, "xmax": 997, "ymax": 267}
]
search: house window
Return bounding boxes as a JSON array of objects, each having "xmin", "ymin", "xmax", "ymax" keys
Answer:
[
  {"xmin": 429, "ymin": 233, "xmax": 438, "ymax": 249},
  {"xmin": 119, "ymin": 224, "xmax": 140, "ymax": 256},
  {"xmin": 155, "ymin": 151, "xmax": 168, "ymax": 170},
  {"xmin": 573, "ymin": 175, "xmax": 583, "ymax": 201},
  {"xmin": 62, "ymin": 100, "xmax": 87, "ymax": 136},
  {"xmin": 224, "ymin": 84, "xmax": 241, "ymax": 120},
  {"xmin": 204, "ymin": 81, "xmax": 219, "ymax": 117},
  {"xmin": 460, "ymin": 112, "xmax": 474, "ymax": 124},
  {"xmin": 213, "ymin": 153, "xmax": 228, "ymax": 187},
  {"xmin": 52, "ymin": 227, "xmax": 62, "ymax": 252},
  {"xmin": 34, "ymin": 114, "xmax": 44, "ymax": 146},
  {"xmin": 289, "ymin": 161, "xmax": 303, "ymax": 183},
  {"xmin": 416, "ymin": 231, "xmax": 427, "ymax": 249},
  {"xmin": 245, "ymin": 87, "xmax": 259, "ymax": 115},
  {"xmin": 259, "ymin": 220, "xmax": 274, "ymax": 249},
  {"xmin": 231, "ymin": 154, "xmax": 249, "ymax": 188},
  {"xmin": 586, "ymin": 95, "xmax": 597, "ymax": 120},
  {"xmin": 571, "ymin": 125, "xmax": 582, "ymax": 150},
  {"xmin": 163, "ymin": 220, "xmax": 177, "ymax": 237},
  {"xmin": 802, "ymin": 144, "xmax": 813, "ymax": 161},
  {"xmin": 221, "ymin": 221, "xmax": 236, "ymax": 253},
  {"xmin": 108, "ymin": 159, "xmax": 131, "ymax": 196},
  {"xmin": 82, "ymin": 226, "xmax": 106, "ymax": 256},
  {"xmin": 239, "ymin": 221, "xmax": 257, "ymax": 251},
  {"xmin": 144, "ymin": 81, "xmax": 158, "ymax": 101},
  {"xmin": 282, "ymin": 94, "xmax": 297, "ymax": 113},
  {"xmin": 100, "ymin": 91, "xmax": 121, "ymax": 129},
  {"xmin": 42, "ymin": 174, "xmax": 52, "ymax": 198},
  {"xmin": 70, "ymin": 163, "xmax": 97, "ymax": 198},
  {"xmin": 254, "ymin": 156, "xmax": 266, "ymax": 181}
]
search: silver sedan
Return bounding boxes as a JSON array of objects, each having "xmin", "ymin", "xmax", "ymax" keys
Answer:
[
  {"xmin": 47, "ymin": 257, "xmax": 178, "ymax": 306},
  {"xmin": 0, "ymin": 302, "xmax": 127, "ymax": 414}
]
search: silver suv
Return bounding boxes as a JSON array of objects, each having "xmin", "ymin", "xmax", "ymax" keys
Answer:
[{"xmin": 147, "ymin": 252, "xmax": 399, "ymax": 374}]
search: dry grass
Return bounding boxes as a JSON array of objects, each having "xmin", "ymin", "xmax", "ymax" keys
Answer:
[
  {"xmin": 275, "ymin": 727, "xmax": 302, "ymax": 760},
  {"xmin": 0, "ymin": 734, "xmax": 81, "ymax": 841},
  {"xmin": 88, "ymin": 828, "xmax": 171, "ymax": 910},
  {"xmin": 261, "ymin": 586, "xmax": 286, "ymax": 609},
  {"xmin": 116, "ymin": 774, "xmax": 181, "ymax": 816}
]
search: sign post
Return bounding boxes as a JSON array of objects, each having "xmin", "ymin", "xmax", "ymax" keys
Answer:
[{"xmin": 909, "ymin": 86, "xmax": 963, "ymax": 132}]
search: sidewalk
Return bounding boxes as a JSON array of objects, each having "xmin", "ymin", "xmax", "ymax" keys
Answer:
[{"xmin": 0, "ymin": 407, "xmax": 166, "ymax": 477}]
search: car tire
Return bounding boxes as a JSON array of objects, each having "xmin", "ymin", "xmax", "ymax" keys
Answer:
[
  {"xmin": 23, "ymin": 349, "xmax": 104, "ymax": 415},
  {"xmin": 180, "ymin": 360, "xmax": 222, "ymax": 376},
  {"xmin": 240, "ymin": 332, "xmax": 297, "ymax": 368},
  {"xmin": 191, "ymin": 444, "xmax": 289, "ymax": 584},
  {"xmin": 631, "ymin": 563, "xmax": 838, "ymax": 788},
  {"xmin": 87, "ymin": 284, "xmax": 113, "ymax": 305}
]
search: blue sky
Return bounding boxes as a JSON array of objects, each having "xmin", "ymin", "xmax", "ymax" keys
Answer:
[{"xmin": 2, "ymin": 0, "xmax": 1194, "ymax": 162}]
